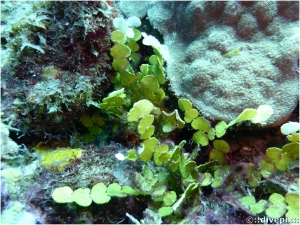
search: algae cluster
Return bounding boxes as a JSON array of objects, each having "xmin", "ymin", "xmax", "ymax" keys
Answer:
[{"xmin": 1, "ymin": 1, "xmax": 299, "ymax": 224}]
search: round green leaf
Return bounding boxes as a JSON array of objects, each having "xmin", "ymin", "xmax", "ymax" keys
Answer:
[
  {"xmin": 239, "ymin": 195, "xmax": 256, "ymax": 209},
  {"xmin": 250, "ymin": 200, "xmax": 267, "ymax": 214},
  {"xmin": 158, "ymin": 207, "xmax": 173, "ymax": 217},
  {"xmin": 235, "ymin": 108, "xmax": 257, "ymax": 124},
  {"xmin": 215, "ymin": 121, "xmax": 227, "ymax": 138},
  {"xmin": 287, "ymin": 133, "xmax": 300, "ymax": 143},
  {"xmin": 91, "ymin": 183, "xmax": 111, "ymax": 204},
  {"xmin": 127, "ymin": 99, "xmax": 154, "ymax": 122},
  {"xmin": 112, "ymin": 58, "xmax": 129, "ymax": 71},
  {"xmin": 213, "ymin": 140, "xmax": 230, "ymax": 153},
  {"xmin": 265, "ymin": 193, "xmax": 286, "ymax": 218},
  {"xmin": 140, "ymin": 64, "xmax": 150, "ymax": 74},
  {"xmin": 107, "ymin": 183, "xmax": 126, "ymax": 197},
  {"xmin": 162, "ymin": 111, "xmax": 177, "ymax": 133},
  {"xmin": 266, "ymin": 147, "xmax": 290, "ymax": 171},
  {"xmin": 127, "ymin": 40, "xmax": 139, "ymax": 52},
  {"xmin": 120, "ymin": 71, "xmax": 137, "ymax": 86},
  {"xmin": 211, "ymin": 166, "xmax": 230, "ymax": 188},
  {"xmin": 152, "ymin": 185, "xmax": 167, "ymax": 198},
  {"xmin": 200, "ymin": 173, "xmax": 213, "ymax": 186},
  {"xmin": 209, "ymin": 149, "xmax": 225, "ymax": 165},
  {"xmin": 274, "ymin": 152, "xmax": 290, "ymax": 171},
  {"xmin": 139, "ymin": 137, "xmax": 158, "ymax": 162},
  {"xmin": 91, "ymin": 114, "xmax": 105, "ymax": 127},
  {"xmin": 178, "ymin": 98, "xmax": 192, "ymax": 112},
  {"xmin": 130, "ymin": 52, "xmax": 140, "ymax": 65},
  {"xmin": 251, "ymin": 105, "xmax": 273, "ymax": 124},
  {"xmin": 266, "ymin": 147, "xmax": 282, "ymax": 161},
  {"xmin": 154, "ymin": 144, "xmax": 169, "ymax": 166},
  {"xmin": 129, "ymin": 28, "xmax": 142, "ymax": 41},
  {"xmin": 72, "ymin": 188, "xmax": 92, "ymax": 207},
  {"xmin": 246, "ymin": 165, "xmax": 261, "ymax": 187},
  {"xmin": 126, "ymin": 149, "xmax": 139, "ymax": 161},
  {"xmin": 138, "ymin": 115, "xmax": 154, "ymax": 134},
  {"xmin": 110, "ymin": 43, "xmax": 131, "ymax": 58},
  {"xmin": 191, "ymin": 117, "xmax": 211, "ymax": 132},
  {"xmin": 282, "ymin": 142, "xmax": 299, "ymax": 159},
  {"xmin": 140, "ymin": 125, "xmax": 155, "ymax": 139},
  {"xmin": 280, "ymin": 122, "xmax": 300, "ymax": 135},
  {"xmin": 122, "ymin": 186, "xmax": 142, "ymax": 196},
  {"xmin": 184, "ymin": 108, "xmax": 199, "ymax": 123},
  {"xmin": 88, "ymin": 126, "xmax": 103, "ymax": 135},
  {"xmin": 149, "ymin": 55, "xmax": 158, "ymax": 65},
  {"xmin": 258, "ymin": 157, "xmax": 275, "ymax": 178},
  {"xmin": 285, "ymin": 193, "xmax": 299, "ymax": 219},
  {"xmin": 111, "ymin": 30, "xmax": 127, "ymax": 43},
  {"xmin": 163, "ymin": 191, "xmax": 177, "ymax": 206},
  {"xmin": 192, "ymin": 130, "xmax": 209, "ymax": 146},
  {"xmin": 141, "ymin": 75, "xmax": 159, "ymax": 93},
  {"xmin": 52, "ymin": 186, "xmax": 74, "ymax": 203}
]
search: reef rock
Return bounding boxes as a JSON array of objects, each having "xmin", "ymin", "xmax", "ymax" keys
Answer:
[{"xmin": 119, "ymin": 1, "xmax": 299, "ymax": 125}]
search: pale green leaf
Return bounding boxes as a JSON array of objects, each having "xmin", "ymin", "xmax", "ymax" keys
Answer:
[
  {"xmin": 127, "ymin": 100, "xmax": 154, "ymax": 122},
  {"xmin": 72, "ymin": 188, "xmax": 92, "ymax": 207},
  {"xmin": 178, "ymin": 98, "xmax": 192, "ymax": 112}
]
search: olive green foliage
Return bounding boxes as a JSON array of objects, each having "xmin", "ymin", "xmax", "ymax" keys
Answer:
[
  {"xmin": 52, "ymin": 182, "xmax": 140, "ymax": 207},
  {"xmin": 123, "ymin": 98, "xmax": 298, "ymax": 219},
  {"xmin": 257, "ymin": 123, "xmax": 299, "ymax": 177},
  {"xmin": 109, "ymin": 25, "xmax": 166, "ymax": 108},
  {"xmin": 239, "ymin": 192, "xmax": 299, "ymax": 219},
  {"xmin": 51, "ymin": 17, "xmax": 299, "ymax": 223},
  {"xmin": 99, "ymin": 88, "xmax": 126, "ymax": 117},
  {"xmin": 127, "ymin": 100, "xmax": 154, "ymax": 122},
  {"xmin": 227, "ymin": 104, "xmax": 273, "ymax": 126},
  {"xmin": 209, "ymin": 140, "xmax": 230, "ymax": 165},
  {"xmin": 80, "ymin": 113, "xmax": 105, "ymax": 142}
]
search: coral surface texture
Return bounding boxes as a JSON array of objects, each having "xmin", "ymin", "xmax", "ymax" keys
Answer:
[{"xmin": 121, "ymin": 1, "xmax": 299, "ymax": 124}]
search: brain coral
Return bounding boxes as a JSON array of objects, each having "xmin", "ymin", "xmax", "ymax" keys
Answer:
[{"xmin": 120, "ymin": 1, "xmax": 299, "ymax": 124}]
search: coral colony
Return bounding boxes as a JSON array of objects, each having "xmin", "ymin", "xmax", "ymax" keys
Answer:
[{"xmin": 1, "ymin": 1, "xmax": 299, "ymax": 224}]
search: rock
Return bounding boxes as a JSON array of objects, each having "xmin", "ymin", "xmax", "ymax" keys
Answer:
[{"xmin": 118, "ymin": 1, "xmax": 299, "ymax": 125}]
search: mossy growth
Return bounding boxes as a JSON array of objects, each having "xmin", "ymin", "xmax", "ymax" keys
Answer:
[{"xmin": 35, "ymin": 142, "xmax": 82, "ymax": 171}]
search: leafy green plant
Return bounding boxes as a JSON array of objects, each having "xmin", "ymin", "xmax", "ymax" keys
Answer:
[
  {"xmin": 52, "ymin": 182, "xmax": 140, "ymax": 207},
  {"xmin": 80, "ymin": 113, "xmax": 105, "ymax": 142},
  {"xmin": 50, "ymin": 16, "xmax": 299, "ymax": 224}
]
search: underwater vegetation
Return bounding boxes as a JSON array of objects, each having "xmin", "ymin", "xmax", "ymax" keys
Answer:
[{"xmin": 1, "ymin": 1, "xmax": 299, "ymax": 224}]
